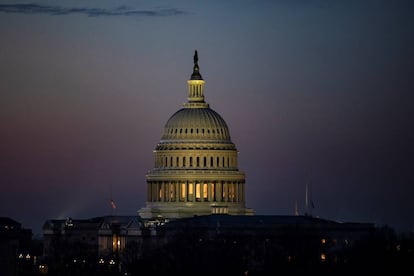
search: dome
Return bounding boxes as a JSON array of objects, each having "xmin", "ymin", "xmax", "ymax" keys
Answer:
[
  {"xmin": 138, "ymin": 50, "xmax": 254, "ymax": 220},
  {"xmin": 161, "ymin": 107, "xmax": 231, "ymax": 141}
]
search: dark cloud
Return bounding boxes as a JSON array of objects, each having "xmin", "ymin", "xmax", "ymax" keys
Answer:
[{"xmin": 0, "ymin": 3, "xmax": 186, "ymax": 17}]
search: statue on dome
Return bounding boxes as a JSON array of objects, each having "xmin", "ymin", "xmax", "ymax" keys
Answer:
[{"xmin": 194, "ymin": 50, "xmax": 198, "ymax": 65}]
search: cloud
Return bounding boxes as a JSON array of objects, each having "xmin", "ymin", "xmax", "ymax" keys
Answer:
[{"xmin": 0, "ymin": 3, "xmax": 186, "ymax": 17}]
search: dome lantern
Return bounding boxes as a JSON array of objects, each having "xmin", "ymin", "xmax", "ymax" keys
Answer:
[{"xmin": 186, "ymin": 50, "xmax": 207, "ymax": 107}]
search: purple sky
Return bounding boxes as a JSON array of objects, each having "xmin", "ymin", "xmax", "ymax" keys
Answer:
[{"xmin": 1, "ymin": 0, "xmax": 413, "ymax": 235}]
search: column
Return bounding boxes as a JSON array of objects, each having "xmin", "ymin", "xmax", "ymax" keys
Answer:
[
  {"xmin": 217, "ymin": 181, "xmax": 222, "ymax": 202},
  {"xmin": 193, "ymin": 181, "xmax": 197, "ymax": 202},
  {"xmin": 186, "ymin": 181, "xmax": 189, "ymax": 202},
  {"xmin": 224, "ymin": 182, "xmax": 228, "ymax": 202},
  {"xmin": 162, "ymin": 181, "xmax": 166, "ymax": 202},
  {"xmin": 157, "ymin": 181, "xmax": 161, "ymax": 202},
  {"xmin": 208, "ymin": 182, "xmax": 212, "ymax": 202},
  {"xmin": 176, "ymin": 181, "xmax": 179, "ymax": 202},
  {"xmin": 235, "ymin": 182, "xmax": 238, "ymax": 202}
]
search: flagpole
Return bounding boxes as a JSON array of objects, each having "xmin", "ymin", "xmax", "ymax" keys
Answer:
[
  {"xmin": 309, "ymin": 181, "xmax": 312, "ymax": 217},
  {"xmin": 305, "ymin": 182, "xmax": 308, "ymax": 216},
  {"xmin": 110, "ymin": 183, "xmax": 116, "ymax": 216}
]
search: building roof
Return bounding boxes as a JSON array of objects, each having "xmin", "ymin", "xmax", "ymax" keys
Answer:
[
  {"xmin": 0, "ymin": 217, "xmax": 21, "ymax": 228},
  {"xmin": 160, "ymin": 214, "xmax": 375, "ymax": 232},
  {"xmin": 42, "ymin": 216, "xmax": 142, "ymax": 231}
]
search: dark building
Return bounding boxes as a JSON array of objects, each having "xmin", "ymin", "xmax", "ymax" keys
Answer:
[
  {"xmin": 42, "ymin": 216, "xmax": 141, "ymax": 274},
  {"xmin": 136, "ymin": 214, "xmax": 376, "ymax": 275},
  {"xmin": 0, "ymin": 217, "xmax": 35, "ymax": 276},
  {"xmin": 40, "ymin": 214, "xmax": 382, "ymax": 275}
]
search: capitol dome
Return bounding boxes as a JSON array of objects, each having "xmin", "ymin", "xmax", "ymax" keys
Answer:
[
  {"xmin": 161, "ymin": 108, "xmax": 231, "ymax": 142},
  {"xmin": 138, "ymin": 51, "xmax": 253, "ymax": 219}
]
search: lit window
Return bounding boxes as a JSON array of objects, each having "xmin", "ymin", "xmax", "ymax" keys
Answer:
[
  {"xmin": 203, "ymin": 184, "xmax": 208, "ymax": 200},
  {"xmin": 196, "ymin": 183, "xmax": 201, "ymax": 199},
  {"xmin": 188, "ymin": 183, "xmax": 193, "ymax": 195},
  {"xmin": 181, "ymin": 183, "xmax": 186, "ymax": 200}
]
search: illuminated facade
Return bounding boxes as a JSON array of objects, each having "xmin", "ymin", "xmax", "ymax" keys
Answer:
[{"xmin": 138, "ymin": 51, "xmax": 253, "ymax": 219}]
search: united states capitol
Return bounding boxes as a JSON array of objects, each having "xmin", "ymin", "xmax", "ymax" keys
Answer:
[{"xmin": 2, "ymin": 52, "xmax": 411, "ymax": 276}]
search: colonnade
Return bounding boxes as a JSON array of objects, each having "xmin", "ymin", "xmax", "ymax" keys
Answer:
[{"xmin": 147, "ymin": 180, "xmax": 245, "ymax": 203}]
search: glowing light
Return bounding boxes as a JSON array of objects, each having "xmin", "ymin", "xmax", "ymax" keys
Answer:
[{"xmin": 39, "ymin": 264, "xmax": 48, "ymax": 274}]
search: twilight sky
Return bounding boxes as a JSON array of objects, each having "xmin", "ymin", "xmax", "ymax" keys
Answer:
[{"xmin": 1, "ymin": 0, "xmax": 413, "ymax": 235}]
